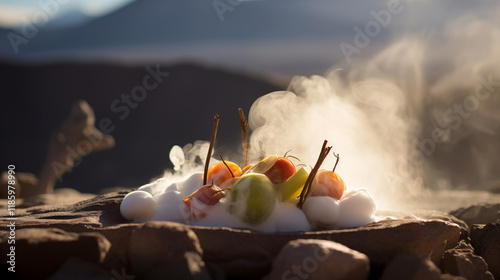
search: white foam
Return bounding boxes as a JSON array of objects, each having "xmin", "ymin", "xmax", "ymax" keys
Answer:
[
  {"xmin": 302, "ymin": 196, "xmax": 340, "ymax": 228},
  {"xmin": 273, "ymin": 202, "xmax": 311, "ymax": 232},
  {"xmin": 120, "ymin": 174, "xmax": 378, "ymax": 231},
  {"xmin": 337, "ymin": 189, "xmax": 377, "ymax": 228}
]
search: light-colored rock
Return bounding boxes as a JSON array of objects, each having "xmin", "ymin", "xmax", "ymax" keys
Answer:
[
  {"xmin": 442, "ymin": 246, "xmax": 494, "ymax": 280},
  {"xmin": 266, "ymin": 239, "xmax": 369, "ymax": 280},
  {"xmin": 380, "ymin": 254, "xmax": 441, "ymax": 280},
  {"xmin": 471, "ymin": 223, "xmax": 500, "ymax": 279},
  {"xmin": 128, "ymin": 221, "xmax": 210, "ymax": 280}
]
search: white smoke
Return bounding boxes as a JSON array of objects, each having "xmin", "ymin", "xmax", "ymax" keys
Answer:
[
  {"xmin": 158, "ymin": 1, "xmax": 500, "ymax": 211},
  {"xmin": 247, "ymin": 72, "xmax": 420, "ymax": 210},
  {"xmin": 161, "ymin": 140, "xmax": 210, "ymax": 183},
  {"xmin": 246, "ymin": 2, "xmax": 500, "ymax": 210}
]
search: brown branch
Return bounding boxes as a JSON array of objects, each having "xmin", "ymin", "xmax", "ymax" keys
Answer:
[
  {"xmin": 238, "ymin": 108, "xmax": 250, "ymax": 167},
  {"xmin": 204, "ymin": 114, "xmax": 220, "ymax": 185},
  {"xmin": 297, "ymin": 140, "xmax": 332, "ymax": 209},
  {"xmin": 332, "ymin": 152, "xmax": 340, "ymax": 173}
]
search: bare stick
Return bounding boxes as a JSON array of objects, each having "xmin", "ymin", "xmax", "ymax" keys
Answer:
[
  {"xmin": 204, "ymin": 114, "xmax": 220, "ymax": 185},
  {"xmin": 238, "ymin": 108, "xmax": 250, "ymax": 167},
  {"xmin": 332, "ymin": 152, "xmax": 340, "ymax": 173},
  {"xmin": 220, "ymin": 155, "xmax": 235, "ymax": 178},
  {"xmin": 297, "ymin": 140, "xmax": 332, "ymax": 209}
]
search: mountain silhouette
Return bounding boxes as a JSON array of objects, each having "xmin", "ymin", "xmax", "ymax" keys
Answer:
[{"xmin": 0, "ymin": 60, "xmax": 285, "ymax": 192}]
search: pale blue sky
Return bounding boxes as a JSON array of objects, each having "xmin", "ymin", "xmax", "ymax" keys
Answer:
[{"xmin": 0, "ymin": 0, "xmax": 134, "ymax": 27}]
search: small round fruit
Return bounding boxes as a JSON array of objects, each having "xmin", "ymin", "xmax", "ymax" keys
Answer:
[
  {"xmin": 264, "ymin": 156, "xmax": 296, "ymax": 184},
  {"xmin": 207, "ymin": 160, "xmax": 242, "ymax": 186},
  {"xmin": 246, "ymin": 155, "xmax": 296, "ymax": 184},
  {"xmin": 310, "ymin": 170, "xmax": 345, "ymax": 200},
  {"xmin": 228, "ymin": 174, "xmax": 277, "ymax": 225}
]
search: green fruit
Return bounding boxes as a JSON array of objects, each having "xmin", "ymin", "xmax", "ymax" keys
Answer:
[
  {"xmin": 279, "ymin": 167, "xmax": 308, "ymax": 201},
  {"xmin": 228, "ymin": 174, "xmax": 276, "ymax": 225}
]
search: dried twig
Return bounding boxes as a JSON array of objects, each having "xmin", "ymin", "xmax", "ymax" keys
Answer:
[
  {"xmin": 297, "ymin": 140, "xmax": 332, "ymax": 209},
  {"xmin": 332, "ymin": 152, "xmax": 340, "ymax": 172},
  {"xmin": 220, "ymin": 155, "xmax": 235, "ymax": 178},
  {"xmin": 203, "ymin": 114, "xmax": 220, "ymax": 185},
  {"xmin": 238, "ymin": 108, "xmax": 250, "ymax": 167}
]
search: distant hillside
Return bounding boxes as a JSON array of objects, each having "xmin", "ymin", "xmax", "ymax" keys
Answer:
[
  {"xmin": 0, "ymin": 61, "xmax": 285, "ymax": 192},
  {"xmin": 1, "ymin": 0, "xmax": 487, "ymax": 76}
]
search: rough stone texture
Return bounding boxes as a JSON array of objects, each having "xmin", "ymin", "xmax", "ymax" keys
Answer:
[
  {"xmin": 192, "ymin": 219, "xmax": 460, "ymax": 277},
  {"xmin": 442, "ymin": 245, "xmax": 494, "ymax": 280},
  {"xmin": 450, "ymin": 203, "xmax": 500, "ymax": 227},
  {"xmin": 0, "ymin": 191, "xmax": 462, "ymax": 279},
  {"xmin": 0, "ymin": 228, "xmax": 111, "ymax": 279},
  {"xmin": 265, "ymin": 239, "xmax": 369, "ymax": 280},
  {"xmin": 380, "ymin": 254, "xmax": 441, "ymax": 280},
  {"xmin": 0, "ymin": 191, "xmax": 128, "ymax": 231},
  {"xmin": 21, "ymin": 188, "xmax": 96, "ymax": 208},
  {"xmin": 471, "ymin": 223, "xmax": 500, "ymax": 279},
  {"xmin": 378, "ymin": 209, "xmax": 469, "ymax": 240},
  {"xmin": 128, "ymin": 221, "xmax": 210, "ymax": 280}
]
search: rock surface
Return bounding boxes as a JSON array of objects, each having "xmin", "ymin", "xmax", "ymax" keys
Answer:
[
  {"xmin": 450, "ymin": 203, "xmax": 500, "ymax": 227},
  {"xmin": 128, "ymin": 221, "xmax": 210, "ymax": 280},
  {"xmin": 377, "ymin": 209, "xmax": 470, "ymax": 239},
  {"xmin": 0, "ymin": 191, "xmax": 128, "ymax": 231},
  {"xmin": 471, "ymin": 223, "xmax": 500, "ymax": 279},
  {"xmin": 0, "ymin": 227, "xmax": 110, "ymax": 279},
  {"xmin": 380, "ymin": 254, "xmax": 441, "ymax": 280},
  {"xmin": 0, "ymin": 191, "xmax": 463, "ymax": 279},
  {"xmin": 442, "ymin": 243, "xmax": 494, "ymax": 280},
  {"xmin": 266, "ymin": 239, "xmax": 369, "ymax": 280},
  {"xmin": 191, "ymin": 219, "xmax": 460, "ymax": 276},
  {"xmin": 21, "ymin": 188, "xmax": 96, "ymax": 208},
  {"xmin": 48, "ymin": 257, "xmax": 113, "ymax": 280}
]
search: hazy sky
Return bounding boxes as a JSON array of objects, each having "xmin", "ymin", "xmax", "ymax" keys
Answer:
[{"xmin": 0, "ymin": 0, "xmax": 134, "ymax": 27}]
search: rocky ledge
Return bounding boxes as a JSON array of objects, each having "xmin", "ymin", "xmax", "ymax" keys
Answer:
[{"xmin": 0, "ymin": 191, "xmax": 498, "ymax": 279}]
